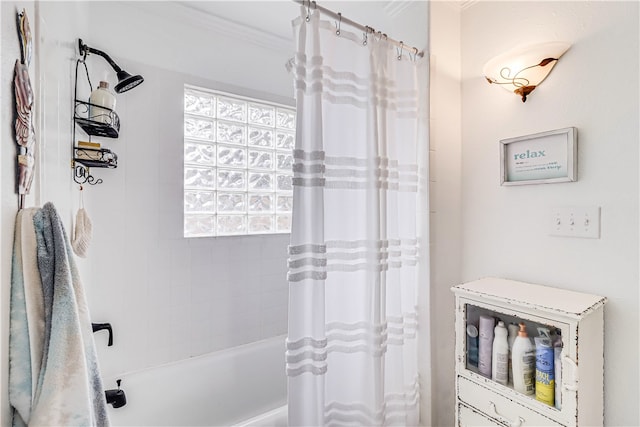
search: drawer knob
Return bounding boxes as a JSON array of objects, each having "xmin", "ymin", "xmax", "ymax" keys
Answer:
[{"xmin": 489, "ymin": 401, "xmax": 525, "ymax": 427}]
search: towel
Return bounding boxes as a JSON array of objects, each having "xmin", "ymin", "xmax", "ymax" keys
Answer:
[
  {"xmin": 9, "ymin": 203, "xmax": 109, "ymax": 426},
  {"xmin": 9, "ymin": 208, "xmax": 44, "ymax": 427}
]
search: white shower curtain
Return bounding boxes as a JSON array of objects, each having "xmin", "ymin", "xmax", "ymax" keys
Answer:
[{"xmin": 287, "ymin": 7, "xmax": 429, "ymax": 427}]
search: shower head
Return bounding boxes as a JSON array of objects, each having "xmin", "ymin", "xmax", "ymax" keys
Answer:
[
  {"xmin": 79, "ymin": 39, "xmax": 144, "ymax": 94},
  {"xmin": 115, "ymin": 70, "xmax": 144, "ymax": 93}
]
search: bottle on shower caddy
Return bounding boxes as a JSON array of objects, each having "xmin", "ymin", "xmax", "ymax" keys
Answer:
[{"xmin": 89, "ymin": 80, "xmax": 116, "ymax": 124}]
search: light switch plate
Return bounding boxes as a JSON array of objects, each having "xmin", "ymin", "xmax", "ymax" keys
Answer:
[{"xmin": 549, "ymin": 206, "xmax": 600, "ymax": 238}]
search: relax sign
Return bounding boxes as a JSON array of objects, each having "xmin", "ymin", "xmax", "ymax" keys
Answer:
[{"xmin": 500, "ymin": 128, "xmax": 577, "ymax": 185}]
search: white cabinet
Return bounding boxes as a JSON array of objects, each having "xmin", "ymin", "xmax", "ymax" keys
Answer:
[{"xmin": 452, "ymin": 278, "xmax": 606, "ymax": 427}]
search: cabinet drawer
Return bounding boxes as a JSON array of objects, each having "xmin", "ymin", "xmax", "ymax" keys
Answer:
[
  {"xmin": 458, "ymin": 376, "xmax": 563, "ymax": 427},
  {"xmin": 459, "ymin": 403, "xmax": 505, "ymax": 426}
]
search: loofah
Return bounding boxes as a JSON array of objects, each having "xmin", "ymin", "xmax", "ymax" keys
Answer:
[{"xmin": 72, "ymin": 208, "xmax": 92, "ymax": 258}]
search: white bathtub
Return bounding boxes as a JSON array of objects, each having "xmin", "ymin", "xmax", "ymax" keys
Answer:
[{"xmin": 108, "ymin": 336, "xmax": 287, "ymax": 426}]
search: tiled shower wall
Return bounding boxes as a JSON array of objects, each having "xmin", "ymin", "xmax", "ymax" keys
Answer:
[
  {"xmin": 82, "ymin": 61, "xmax": 292, "ymax": 380},
  {"xmin": 27, "ymin": 1, "xmax": 296, "ymax": 381}
]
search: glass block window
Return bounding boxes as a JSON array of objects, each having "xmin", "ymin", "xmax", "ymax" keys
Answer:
[{"xmin": 184, "ymin": 86, "xmax": 295, "ymax": 237}]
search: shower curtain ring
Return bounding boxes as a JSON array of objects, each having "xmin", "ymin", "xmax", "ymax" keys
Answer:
[
  {"xmin": 305, "ymin": 0, "xmax": 311, "ymax": 22},
  {"xmin": 362, "ymin": 30, "xmax": 368, "ymax": 46},
  {"xmin": 397, "ymin": 41, "xmax": 404, "ymax": 60},
  {"xmin": 335, "ymin": 12, "xmax": 341, "ymax": 36}
]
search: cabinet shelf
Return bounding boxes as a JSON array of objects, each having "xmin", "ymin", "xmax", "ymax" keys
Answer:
[{"xmin": 74, "ymin": 100, "xmax": 120, "ymax": 138}]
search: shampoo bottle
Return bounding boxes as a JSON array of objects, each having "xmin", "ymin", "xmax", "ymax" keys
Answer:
[
  {"xmin": 89, "ymin": 81, "xmax": 116, "ymax": 124},
  {"xmin": 478, "ymin": 315, "xmax": 495, "ymax": 379},
  {"xmin": 511, "ymin": 322, "xmax": 535, "ymax": 395},
  {"xmin": 491, "ymin": 321, "xmax": 509, "ymax": 385},
  {"xmin": 507, "ymin": 323, "xmax": 519, "ymax": 385}
]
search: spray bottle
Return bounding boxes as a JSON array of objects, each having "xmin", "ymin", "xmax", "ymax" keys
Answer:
[{"xmin": 535, "ymin": 327, "xmax": 555, "ymax": 406}]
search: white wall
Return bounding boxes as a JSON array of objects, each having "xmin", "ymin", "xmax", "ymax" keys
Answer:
[
  {"xmin": 428, "ymin": 2, "xmax": 462, "ymax": 426},
  {"xmin": 461, "ymin": 2, "xmax": 639, "ymax": 426}
]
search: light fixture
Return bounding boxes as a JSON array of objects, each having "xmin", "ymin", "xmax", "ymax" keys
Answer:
[
  {"xmin": 78, "ymin": 39, "xmax": 144, "ymax": 93},
  {"xmin": 483, "ymin": 41, "xmax": 570, "ymax": 102}
]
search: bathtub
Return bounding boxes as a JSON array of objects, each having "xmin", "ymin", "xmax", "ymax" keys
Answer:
[{"xmin": 108, "ymin": 335, "xmax": 287, "ymax": 426}]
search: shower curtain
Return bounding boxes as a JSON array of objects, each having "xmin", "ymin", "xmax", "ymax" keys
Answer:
[{"xmin": 287, "ymin": 7, "xmax": 428, "ymax": 427}]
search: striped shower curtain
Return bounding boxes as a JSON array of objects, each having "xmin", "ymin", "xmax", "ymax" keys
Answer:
[{"xmin": 286, "ymin": 7, "xmax": 429, "ymax": 426}]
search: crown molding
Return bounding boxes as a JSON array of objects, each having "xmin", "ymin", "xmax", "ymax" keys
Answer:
[
  {"xmin": 119, "ymin": 1, "xmax": 292, "ymax": 54},
  {"xmin": 383, "ymin": 1, "xmax": 414, "ymax": 18}
]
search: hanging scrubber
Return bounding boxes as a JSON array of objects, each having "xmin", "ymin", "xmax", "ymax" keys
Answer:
[{"xmin": 72, "ymin": 186, "xmax": 92, "ymax": 258}]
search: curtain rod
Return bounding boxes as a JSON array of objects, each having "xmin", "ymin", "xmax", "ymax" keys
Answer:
[{"xmin": 292, "ymin": 0, "xmax": 424, "ymax": 58}]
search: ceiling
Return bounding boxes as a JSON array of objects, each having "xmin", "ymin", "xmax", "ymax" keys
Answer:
[
  {"xmin": 179, "ymin": 1, "xmax": 419, "ymax": 38},
  {"xmin": 129, "ymin": 1, "xmax": 433, "ymax": 51}
]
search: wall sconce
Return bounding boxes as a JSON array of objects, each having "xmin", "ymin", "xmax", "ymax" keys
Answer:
[
  {"xmin": 483, "ymin": 41, "xmax": 570, "ymax": 102},
  {"xmin": 78, "ymin": 39, "xmax": 144, "ymax": 93}
]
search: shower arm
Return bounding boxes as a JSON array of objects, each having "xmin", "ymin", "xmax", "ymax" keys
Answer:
[{"xmin": 78, "ymin": 39, "xmax": 124, "ymax": 74}]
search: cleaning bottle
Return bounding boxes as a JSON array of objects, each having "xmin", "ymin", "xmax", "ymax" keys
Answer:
[
  {"xmin": 491, "ymin": 321, "xmax": 509, "ymax": 385},
  {"xmin": 478, "ymin": 315, "xmax": 495, "ymax": 378},
  {"xmin": 535, "ymin": 327, "xmax": 555, "ymax": 406},
  {"xmin": 507, "ymin": 323, "xmax": 519, "ymax": 385},
  {"xmin": 553, "ymin": 329, "xmax": 563, "ymax": 409},
  {"xmin": 511, "ymin": 322, "xmax": 535, "ymax": 395}
]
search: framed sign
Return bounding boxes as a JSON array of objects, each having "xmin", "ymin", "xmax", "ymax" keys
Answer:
[{"xmin": 500, "ymin": 127, "xmax": 577, "ymax": 186}]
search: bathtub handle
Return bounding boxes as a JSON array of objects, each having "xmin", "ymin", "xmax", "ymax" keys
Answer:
[{"xmin": 92, "ymin": 322, "xmax": 113, "ymax": 346}]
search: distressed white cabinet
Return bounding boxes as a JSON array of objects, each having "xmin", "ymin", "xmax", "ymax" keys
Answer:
[{"xmin": 452, "ymin": 278, "xmax": 606, "ymax": 427}]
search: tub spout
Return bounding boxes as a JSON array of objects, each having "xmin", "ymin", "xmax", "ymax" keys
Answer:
[{"xmin": 105, "ymin": 379, "xmax": 126, "ymax": 408}]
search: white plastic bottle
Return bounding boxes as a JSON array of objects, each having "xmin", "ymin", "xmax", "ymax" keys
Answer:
[
  {"xmin": 491, "ymin": 321, "xmax": 509, "ymax": 385},
  {"xmin": 511, "ymin": 322, "xmax": 535, "ymax": 395},
  {"xmin": 478, "ymin": 315, "xmax": 495, "ymax": 378},
  {"xmin": 89, "ymin": 81, "xmax": 116, "ymax": 124},
  {"xmin": 507, "ymin": 323, "xmax": 519, "ymax": 385}
]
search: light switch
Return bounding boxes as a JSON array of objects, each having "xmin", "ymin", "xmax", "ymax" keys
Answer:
[{"xmin": 549, "ymin": 206, "xmax": 600, "ymax": 239}]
